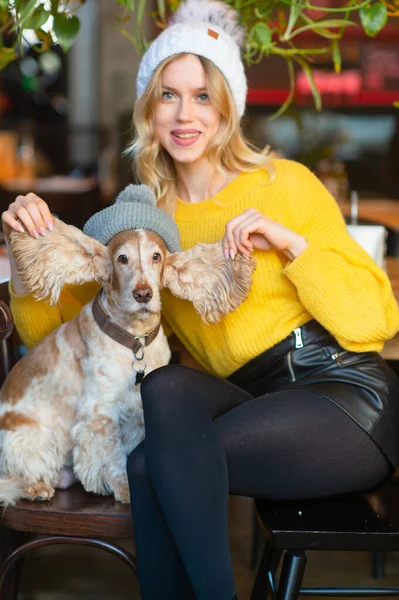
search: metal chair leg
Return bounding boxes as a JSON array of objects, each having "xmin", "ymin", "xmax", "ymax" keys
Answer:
[
  {"xmin": 372, "ymin": 550, "xmax": 385, "ymax": 580},
  {"xmin": 276, "ymin": 550, "xmax": 307, "ymax": 600},
  {"xmin": 251, "ymin": 503, "xmax": 263, "ymax": 570},
  {"xmin": 250, "ymin": 541, "xmax": 273, "ymax": 600}
]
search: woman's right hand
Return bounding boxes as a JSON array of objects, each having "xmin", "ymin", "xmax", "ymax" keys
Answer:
[{"xmin": 1, "ymin": 193, "xmax": 53, "ymax": 242}]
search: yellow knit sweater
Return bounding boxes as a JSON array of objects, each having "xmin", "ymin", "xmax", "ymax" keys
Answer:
[{"xmin": 10, "ymin": 159, "xmax": 399, "ymax": 378}]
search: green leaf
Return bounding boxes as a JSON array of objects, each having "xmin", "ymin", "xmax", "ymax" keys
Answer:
[
  {"xmin": 34, "ymin": 28, "xmax": 53, "ymax": 51},
  {"xmin": 157, "ymin": 0, "xmax": 166, "ymax": 22},
  {"xmin": 53, "ymin": 14, "xmax": 80, "ymax": 52},
  {"xmin": 332, "ymin": 39, "xmax": 341, "ymax": 74},
  {"xmin": 137, "ymin": 0, "xmax": 146, "ymax": 24},
  {"xmin": 360, "ymin": 2, "xmax": 387, "ymax": 37},
  {"xmin": 13, "ymin": 0, "xmax": 39, "ymax": 29},
  {"xmin": 295, "ymin": 56, "xmax": 322, "ymax": 111},
  {"xmin": 25, "ymin": 6, "xmax": 50, "ymax": 29},
  {"xmin": 0, "ymin": 7, "xmax": 9, "ymax": 26},
  {"xmin": 250, "ymin": 22, "xmax": 272, "ymax": 47},
  {"xmin": 269, "ymin": 57, "xmax": 295, "ymax": 120},
  {"xmin": 117, "ymin": 0, "xmax": 136, "ymax": 9},
  {"xmin": 14, "ymin": 0, "xmax": 35, "ymax": 11},
  {"xmin": 287, "ymin": 19, "xmax": 356, "ymax": 40},
  {"xmin": 0, "ymin": 46, "xmax": 17, "ymax": 69}
]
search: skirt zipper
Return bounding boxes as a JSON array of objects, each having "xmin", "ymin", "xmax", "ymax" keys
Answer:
[
  {"xmin": 287, "ymin": 328, "xmax": 303, "ymax": 382},
  {"xmin": 331, "ymin": 351, "xmax": 344, "ymax": 367}
]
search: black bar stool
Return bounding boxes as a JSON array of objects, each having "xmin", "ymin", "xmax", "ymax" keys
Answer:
[{"xmin": 251, "ymin": 479, "xmax": 399, "ymax": 600}]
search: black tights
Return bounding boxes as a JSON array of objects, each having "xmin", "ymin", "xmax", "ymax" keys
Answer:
[{"xmin": 127, "ymin": 365, "xmax": 390, "ymax": 600}]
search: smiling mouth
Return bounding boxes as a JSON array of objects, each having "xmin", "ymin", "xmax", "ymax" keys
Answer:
[{"xmin": 173, "ymin": 132, "xmax": 200, "ymax": 139}]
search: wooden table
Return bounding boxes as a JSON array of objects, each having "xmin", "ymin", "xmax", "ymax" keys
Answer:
[
  {"xmin": 339, "ymin": 199, "xmax": 399, "ymax": 231},
  {"xmin": 337, "ymin": 199, "xmax": 399, "ymax": 359}
]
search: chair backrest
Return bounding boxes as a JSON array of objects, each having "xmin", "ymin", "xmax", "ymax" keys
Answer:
[
  {"xmin": 0, "ymin": 177, "xmax": 101, "ymax": 230},
  {"xmin": 0, "ymin": 282, "xmax": 22, "ymax": 385}
]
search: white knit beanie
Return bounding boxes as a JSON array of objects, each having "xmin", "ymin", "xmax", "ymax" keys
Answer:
[{"xmin": 136, "ymin": 0, "xmax": 247, "ymax": 117}]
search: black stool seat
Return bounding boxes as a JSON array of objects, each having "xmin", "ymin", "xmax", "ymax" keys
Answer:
[
  {"xmin": 251, "ymin": 480, "xmax": 399, "ymax": 600},
  {"xmin": 256, "ymin": 480, "xmax": 399, "ymax": 551}
]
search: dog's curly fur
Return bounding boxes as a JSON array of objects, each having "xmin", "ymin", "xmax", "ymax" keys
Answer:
[{"xmin": 0, "ymin": 218, "xmax": 256, "ymax": 506}]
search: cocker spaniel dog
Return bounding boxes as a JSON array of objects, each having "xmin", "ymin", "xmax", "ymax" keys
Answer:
[{"xmin": 0, "ymin": 218, "xmax": 255, "ymax": 505}]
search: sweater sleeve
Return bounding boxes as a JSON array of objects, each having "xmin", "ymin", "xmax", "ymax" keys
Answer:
[
  {"xmin": 281, "ymin": 161, "xmax": 399, "ymax": 350},
  {"xmin": 9, "ymin": 281, "xmax": 97, "ymax": 349}
]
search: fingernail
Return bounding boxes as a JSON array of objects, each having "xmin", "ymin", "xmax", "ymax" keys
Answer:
[
  {"xmin": 223, "ymin": 248, "xmax": 229, "ymax": 260},
  {"xmin": 32, "ymin": 230, "xmax": 39, "ymax": 239},
  {"xmin": 229, "ymin": 249, "xmax": 235, "ymax": 260},
  {"xmin": 47, "ymin": 221, "xmax": 53, "ymax": 231},
  {"xmin": 39, "ymin": 226, "xmax": 46, "ymax": 236},
  {"xmin": 17, "ymin": 224, "xmax": 24, "ymax": 233}
]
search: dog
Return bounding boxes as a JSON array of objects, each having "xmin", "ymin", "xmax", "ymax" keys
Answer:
[{"xmin": 0, "ymin": 218, "xmax": 256, "ymax": 505}]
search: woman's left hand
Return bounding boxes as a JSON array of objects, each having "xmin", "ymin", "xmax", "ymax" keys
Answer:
[{"xmin": 223, "ymin": 208, "xmax": 308, "ymax": 261}]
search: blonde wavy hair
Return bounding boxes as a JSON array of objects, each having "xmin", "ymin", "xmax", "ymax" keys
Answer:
[{"xmin": 126, "ymin": 53, "xmax": 275, "ymax": 215}]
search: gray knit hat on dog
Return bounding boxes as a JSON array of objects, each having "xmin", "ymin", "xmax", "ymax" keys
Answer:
[{"xmin": 83, "ymin": 184, "xmax": 181, "ymax": 253}]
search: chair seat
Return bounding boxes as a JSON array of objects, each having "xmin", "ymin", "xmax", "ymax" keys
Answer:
[
  {"xmin": 0, "ymin": 484, "xmax": 133, "ymax": 538},
  {"xmin": 255, "ymin": 480, "xmax": 399, "ymax": 552}
]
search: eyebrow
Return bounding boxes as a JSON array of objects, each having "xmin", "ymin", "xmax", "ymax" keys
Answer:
[{"xmin": 162, "ymin": 86, "xmax": 208, "ymax": 93}]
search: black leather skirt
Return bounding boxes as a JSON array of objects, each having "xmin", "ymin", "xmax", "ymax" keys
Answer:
[{"xmin": 228, "ymin": 320, "xmax": 399, "ymax": 471}]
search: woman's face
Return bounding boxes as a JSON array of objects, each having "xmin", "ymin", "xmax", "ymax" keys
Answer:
[{"xmin": 154, "ymin": 54, "xmax": 222, "ymax": 166}]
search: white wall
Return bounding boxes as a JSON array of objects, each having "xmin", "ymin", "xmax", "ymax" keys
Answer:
[
  {"xmin": 67, "ymin": 0, "xmax": 154, "ymax": 177},
  {"xmin": 98, "ymin": 0, "xmax": 154, "ymax": 129},
  {"xmin": 68, "ymin": 0, "xmax": 100, "ymax": 169}
]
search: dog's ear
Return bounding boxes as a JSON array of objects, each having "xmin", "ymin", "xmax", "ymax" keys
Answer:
[
  {"xmin": 10, "ymin": 217, "xmax": 111, "ymax": 305},
  {"xmin": 162, "ymin": 241, "xmax": 256, "ymax": 323}
]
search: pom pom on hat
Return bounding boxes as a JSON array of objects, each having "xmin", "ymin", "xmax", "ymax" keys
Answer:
[
  {"xmin": 83, "ymin": 184, "xmax": 181, "ymax": 253},
  {"xmin": 114, "ymin": 183, "xmax": 157, "ymax": 207},
  {"xmin": 171, "ymin": 0, "xmax": 245, "ymax": 48}
]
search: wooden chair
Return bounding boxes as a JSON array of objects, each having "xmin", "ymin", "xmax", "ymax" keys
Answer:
[
  {"xmin": 250, "ymin": 479, "xmax": 399, "ymax": 600},
  {"xmin": 0, "ymin": 298, "xmax": 138, "ymax": 599}
]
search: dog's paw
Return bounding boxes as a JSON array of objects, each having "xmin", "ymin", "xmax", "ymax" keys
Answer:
[
  {"xmin": 25, "ymin": 481, "xmax": 55, "ymax": 502},
  {"xmin": 112, "ymin": 481, "xmax": 131, "ymax": 504}
]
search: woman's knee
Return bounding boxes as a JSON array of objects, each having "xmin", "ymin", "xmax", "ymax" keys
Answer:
[{"xmin": 140, "ymin": 364, "xmax": 195, "ymax": 418}]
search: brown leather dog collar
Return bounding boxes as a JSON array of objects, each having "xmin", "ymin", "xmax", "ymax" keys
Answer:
[{"xmin": 92, "ymin": 290, "xmax": 161, "ymax": 355}]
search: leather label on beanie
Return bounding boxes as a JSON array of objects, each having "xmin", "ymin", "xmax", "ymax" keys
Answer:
[{"xmin": 207, "ymin": 28, "xmax": 219, "ymax": 40}]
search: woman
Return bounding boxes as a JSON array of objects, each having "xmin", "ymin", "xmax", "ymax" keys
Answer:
[{"xmin": 3, "ymin": 1, "xmax": 399, "ymax": 599}]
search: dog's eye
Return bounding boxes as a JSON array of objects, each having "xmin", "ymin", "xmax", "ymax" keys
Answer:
[
  {"xmin": 118, "ymin": 254, "xmax": 128, "ymax": 265},
  {"xmin": 152, "ymin": 253, "xmax": 161, "ymax": 263}
]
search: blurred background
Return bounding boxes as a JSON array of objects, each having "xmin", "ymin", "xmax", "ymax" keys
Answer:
[
  {"xmin": 0, "ymin": 2, "xmax": 397, "ymax": 599},
  {"xmin": 0, "ymin": 0, "xmax": 396, "ymax": 215}
]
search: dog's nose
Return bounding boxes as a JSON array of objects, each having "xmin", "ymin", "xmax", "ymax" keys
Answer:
[{"xmin": 133, "ymin": 287, "xmax": 153, "ymax": 303}]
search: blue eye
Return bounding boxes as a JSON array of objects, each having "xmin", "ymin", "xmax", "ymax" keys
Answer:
[
  {"xmin": 198, "ymin": 93, "xmax": 209, "ymax": 101},
  {"xmin": 162, "ymin": 91, "xmax": 174, "ymax": 100}
]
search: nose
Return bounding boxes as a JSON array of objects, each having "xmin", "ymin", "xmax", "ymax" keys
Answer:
[
  {"xmin": 133, "ymin": 287, "xmax": 153, "ymax": 303},
  {"xmin": 177, "ymin": 97, "xmax": 194, "ymax": 123}
]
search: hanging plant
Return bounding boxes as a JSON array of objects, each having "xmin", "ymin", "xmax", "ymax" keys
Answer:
[
  {"xmin": 0, "ymin": 0, "xmax": 397, "ymax": 113},
  {"xmin": 117, "ymin": 0, "xmax": 397, "ymax": 115}
]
